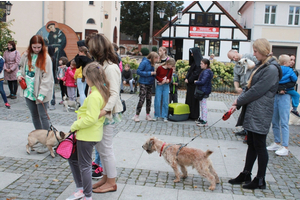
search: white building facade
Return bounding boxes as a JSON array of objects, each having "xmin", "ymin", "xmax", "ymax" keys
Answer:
[
  {"xmin": 6, "ymin": 1, "xmax": 120, "ymax": 54},
  {"xmin": 154, "ymin": 1, "xmax": 251, "ymax": 62},
  {"xmin": 239, "ymin": 1, "xmax": 300, "ymax": 69}
]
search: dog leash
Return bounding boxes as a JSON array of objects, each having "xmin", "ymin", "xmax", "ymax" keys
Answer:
[
  {"xmin": 175, "ymin": 108, "xmax": 233, "ymax": 157},
  {"xmin": 34, "ymin": 94, "xmax": 59, "ymax": 141}
]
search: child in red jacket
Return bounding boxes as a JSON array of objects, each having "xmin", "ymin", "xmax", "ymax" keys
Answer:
[
  {"xmin": 154, "ymin": 58, "xmax": 174, "ymax": 122},
  {"xmin": 62, "ymin": 60, "xmax": 77, "ymax": 101}
]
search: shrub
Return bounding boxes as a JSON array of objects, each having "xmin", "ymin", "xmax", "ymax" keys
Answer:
[
  {"xmin": 152, "ymin": 46, "xmax": 157, "ymax": 52},
  {"xmin": 175, "ymin": 59, "xmax": 189, "ymax": 71},
  {"xmin": 176, "ymin": 59, "xmax": 235, "ymax": 92},
  {"xmin": 210, "ymin": 60, "xmax": 235, "ymax": 92},
  {"xmin": 121, "ymin": 56, "xmax": 139, "ymax": 70},
  {"xmin": 141, "ymin": 47, "xmax": 149, "ymax": 56}
]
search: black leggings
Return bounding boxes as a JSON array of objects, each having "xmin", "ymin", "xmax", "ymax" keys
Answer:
[
  {"xmin": 8, "ymin": 80, "xmax": 18, "ymax": 95},
  {"xmin": 59, "ymin": 80, "xmax": 67, "ymax": 100},
  {"xmin": 243, "ymin": 131, "xmax": 268, "ymax": 178}
]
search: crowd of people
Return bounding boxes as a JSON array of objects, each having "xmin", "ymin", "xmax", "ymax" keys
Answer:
[{"xmin": 0, "ymin": 34, "xmax": 299, "ymax": 198}]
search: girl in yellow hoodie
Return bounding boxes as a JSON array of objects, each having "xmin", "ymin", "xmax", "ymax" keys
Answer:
[{"xmin": 67, "ymin": 62, "xmax": 110, "ymax": 200}]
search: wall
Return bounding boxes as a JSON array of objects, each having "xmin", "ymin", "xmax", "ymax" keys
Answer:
[
  {"xmin": 6, "ymin": 1, "xmax": 120, "ymax": 53},
  {"xmin": 252, "ymin": 1, "xmax": 300, "ymax": 69}
]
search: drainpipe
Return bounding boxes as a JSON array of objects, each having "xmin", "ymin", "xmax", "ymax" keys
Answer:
[
  {"xmin": 251, "ymin": 2, "xmax": 255, "ymax": 44},
  {"xmin": 64, "ymin": 1, "xmax": 66, "ymax": 24},
  {"xmin": 42, "ymin": 1, "xmax": 44, "ymax": 26}
]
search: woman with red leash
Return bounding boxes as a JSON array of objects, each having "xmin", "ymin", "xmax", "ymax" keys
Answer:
[
  {"xmin": 17, "ymin": 35, "xmax": 54, "ymax": 153},
  {"xmin": 228, "ymin": 38, "xmax": 282, "ymax": 190}
]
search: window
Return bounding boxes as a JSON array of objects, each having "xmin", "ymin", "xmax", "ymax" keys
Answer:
[
  {"xmin": 190, "ymin": 13, "xmax": 219, "ymax": 27},
  {"xmin": 232, "ymin": 41, "xmax": 239, "ymax": 52},
  {"xmin": 264, "ymin": 5, "xmax": 276, "ymax": 24},
  {"xmin": 89, "ymin": 1, "xmax": 94, "ymax": 5},
  {"xmin": 209, "ymin": 40, "xmax": 220, "ymax": 56},
  {"xmin": 86, "ymin": 18, "xmax": 95, "ymax": 24},
  {"xmin": 289, "ymin": 6, "xmax": 300, "ymax": 25},
  {"xmin": 194, "ymin": 40, "xmax": 205, "ymax": 56}
]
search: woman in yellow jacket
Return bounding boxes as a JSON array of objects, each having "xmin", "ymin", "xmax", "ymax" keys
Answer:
[{"xmin": 67, "ymin": 62, "xmax": 109, "ymax": 200}]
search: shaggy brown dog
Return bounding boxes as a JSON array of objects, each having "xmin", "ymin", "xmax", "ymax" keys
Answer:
[
  {"xmin": 26, "ymin": 129, "xmax": 68, "ymax": 158},
  {"xmin": 142, "ymin": 137, "xmax": 219, "ymax": 190}
]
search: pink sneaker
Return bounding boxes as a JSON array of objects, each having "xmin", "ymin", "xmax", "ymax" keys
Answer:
[
  {"xmin": 5, "ymin": 103, "xmax": 10, "ymax": 109},
  {"xmin": 66, "ymin": 189, "xmax": 84, "ymax": 200}
]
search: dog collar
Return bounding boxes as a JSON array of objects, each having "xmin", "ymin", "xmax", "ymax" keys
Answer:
[{"xmin": 160, "ymin": 142, "xmax": 166, "ymax": 157}]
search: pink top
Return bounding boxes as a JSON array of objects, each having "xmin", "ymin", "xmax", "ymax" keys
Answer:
[{"xmin": 62, "ymin": 67, "xmax": 76, "ymax": 87}]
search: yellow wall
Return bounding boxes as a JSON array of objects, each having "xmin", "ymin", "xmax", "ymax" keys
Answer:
[{"xmin": 262, "ymin": 28, "xmax": 300, "ymax": 41}]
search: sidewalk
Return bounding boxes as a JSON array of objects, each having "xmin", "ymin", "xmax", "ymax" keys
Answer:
[{"xmin": 0, "ymin": 86, "xmax": 300, "ymax": 200}]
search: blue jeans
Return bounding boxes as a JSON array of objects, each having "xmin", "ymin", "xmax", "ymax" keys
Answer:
[
  {"xmin": 121, "ymin": 79, "xmax": 135, "ymax": 91},
  {"xmin": 77, "ymin": 78, "xmax": 86, "ymax": 106},
  {"xmin": 286, "ymin": 89, "xmax": 299, "ymax": 109},
  {"xmin": 0, "ymin": 81, "xmax": 8, "ymax": 103},
  {"xmin": 94, "ymin": 148, "xmax": 102, "ymax": 167},
  {"xmin": 154, "ymin": 84, "xmax": 169, "ymax": 119},
  {"xmin": 272, "ymin": 94, "xmax": 290, "ymax": 147}
]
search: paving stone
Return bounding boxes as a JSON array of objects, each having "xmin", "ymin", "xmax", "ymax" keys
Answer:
[{"xmin": 1, "ymin": 91, "xmax": 300, "ymax": 199}]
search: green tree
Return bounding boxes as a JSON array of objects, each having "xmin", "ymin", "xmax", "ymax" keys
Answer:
[
  {"xmin": 121, "ymin": 1, "xmax": 184, "ymax": 44},
  {"xmin": 0, "ymin": 6, "xmax": 15, "ymax": 56}
]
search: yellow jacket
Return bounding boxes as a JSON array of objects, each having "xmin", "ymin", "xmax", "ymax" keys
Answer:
[
  {"xmin": 71, "ymin": 86, "xmax": 105, "ymax": 142},
  {"xmin": 74, "ymin": 67, "xmax": 82, "ymax": 79}
]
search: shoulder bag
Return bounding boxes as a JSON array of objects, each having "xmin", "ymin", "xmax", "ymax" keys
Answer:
[{"xmin": 56, "ymin": 131, "xmax": 77, "ymax": 159}]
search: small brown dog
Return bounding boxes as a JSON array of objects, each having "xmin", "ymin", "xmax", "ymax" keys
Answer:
[
  {"xmin": 142, "ymin": 137, "xmax": 219, "ymax": 190},
  {"xmin": 26, "ymin": 129, "xmax": 68, "ymax": 158}
]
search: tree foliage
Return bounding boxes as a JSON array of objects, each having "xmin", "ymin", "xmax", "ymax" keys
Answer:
[
  {"xmin": 121, "ymin": 1, "xmax": 184, "ymax": 44},
  {"xmin": 0, "ymin": 6, "xmax": 15, "ymax": 56}
]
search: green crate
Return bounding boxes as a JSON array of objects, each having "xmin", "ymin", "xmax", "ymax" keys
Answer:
[{"xmin": 168, "ymin": 103, "xmax": 190, "ymax": 121}]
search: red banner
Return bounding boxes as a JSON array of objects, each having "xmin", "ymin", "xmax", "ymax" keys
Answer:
[
  {"xmin": 189, "ymin": 27, "xmax": 219, "ymax": 38},
  {"xmin": 162, "ymin": 40, "xmax": 173, "ymax": 48}
]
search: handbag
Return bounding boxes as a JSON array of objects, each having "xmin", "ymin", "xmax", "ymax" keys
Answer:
[
  {"xmin": 19, "ymin": 77, "xmax": 27, "ymax": 90},
  {"xmin": 56, "ymin": 132, "xmax": 77, "ymax": 159},
  {"xmin": 194, "ymin": 87, "xmax": 206, "ymax": 101}
]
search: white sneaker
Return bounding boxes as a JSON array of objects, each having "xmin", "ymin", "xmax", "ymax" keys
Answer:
[
  {"xmin": 153, "ymin": 117, "xmax": 158, "ymax": 121},
  {"xmin": 164, "ymin": 118, "xmax": 168, "ymax": 122},
  {"xmin": 66, "ymin": 189, "xmax": 85, "ymax": 200},
  {"xmin": 134, "ymin": 115, "xmax": 140, "ymax": 122},
  {"xmin": 49, "ymin": 105, "xmax": 56, "ymax": 110},
  {"xmin": 266, "ymin": 143, "xmax": 281, "ymax": 151},
  {"xmin": 37, "ymin": 145, "xmax": 49, "ymax": 154},
  {"xmin": 146, "ymin": 115, "xmax": 153, "ymax": 121},
  {"xmin": 275, "ymin": 146, "xmax": 289, "ymax": 156}
]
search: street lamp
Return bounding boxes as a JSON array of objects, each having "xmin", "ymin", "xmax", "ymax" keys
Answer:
[
  {"xmin": 5, "ymin": 1, "xmax": 13, "ymax": 15},
  {"xmin": 159, "ymin": 2, "xmax": 182, "ymax": 56}
]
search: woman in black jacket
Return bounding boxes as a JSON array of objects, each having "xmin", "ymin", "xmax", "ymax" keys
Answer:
[
  {"xmin": 74, "ymin": 46, "xmax": 93, "ymax": 101},
  {"xmin": 228, "ymin": 38, "xmax": 282, "ymax": 190},
  {"xmin": 185, "ymin": 47, "xmax": 202, "ymax": 120}
]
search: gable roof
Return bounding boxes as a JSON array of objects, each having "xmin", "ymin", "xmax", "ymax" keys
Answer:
[
  {"xmin": 238, "ymin": 1, "xmax": 249, "ymax": 13},
  {"xmin": 153, "ymin": 1, "xmax": 247, "ymax": 38}
]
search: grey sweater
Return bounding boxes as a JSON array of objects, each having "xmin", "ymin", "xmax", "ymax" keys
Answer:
[{"xmin": 233, "ymin": 53, "xmax": 258, "ymax": 88}]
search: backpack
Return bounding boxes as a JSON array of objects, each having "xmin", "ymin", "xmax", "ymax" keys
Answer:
[{"xmin": 56, "ymin": 132, "xmax": 76, "ymax": 159}]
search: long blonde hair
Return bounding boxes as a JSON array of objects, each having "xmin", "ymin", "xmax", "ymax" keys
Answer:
[
  {"xmin": 164, "ymin": 57, "xmax": 176, "ymax": 67},
  {"xmin": 83, "ymin": 62, "xmax": 110, "ymax": 108},
  {"xmin": 247, "ymin": 38, "xmax": 273, "ymax": 88},
  {"xmin": 147, "ymin": 52, "xmax": 159, "ymax": 66}
]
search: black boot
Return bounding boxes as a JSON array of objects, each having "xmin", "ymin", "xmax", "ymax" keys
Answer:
[
  {"xmin": 242, "ymin": 177, "xmax": 266, "ymax": 189},
  {"xmin": 235, "ymin": 129, "xmax": 246, "ymax": 136},
  {"xmin": 228, "ymin": 171, "xmax": 252, "ymax": 184}
]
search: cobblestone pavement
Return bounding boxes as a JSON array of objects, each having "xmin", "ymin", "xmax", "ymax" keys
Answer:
[{"xmin": 0, "ymin": 86, "xmax": 300, "ymax": 199}]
